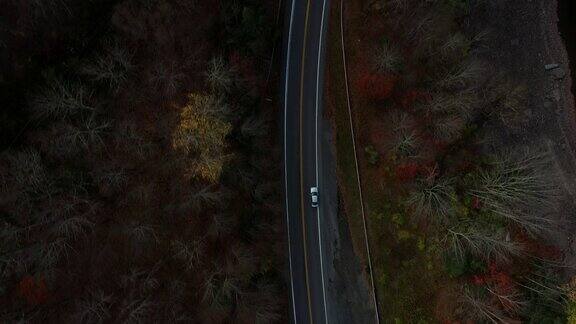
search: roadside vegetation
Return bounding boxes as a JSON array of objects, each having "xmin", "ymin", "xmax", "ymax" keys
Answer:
[
  {"xmin": 0, "ymin": 0, "xmax": 286, "ymax": 322},
  {"xmin": 329, "ymin": 0, "xmax": 576, "ymax": 321}
]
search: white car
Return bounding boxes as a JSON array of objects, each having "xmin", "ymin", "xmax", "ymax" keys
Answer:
[{"xmin": 310, "ymin": 187, "xmax": 319, "ymax": 208}]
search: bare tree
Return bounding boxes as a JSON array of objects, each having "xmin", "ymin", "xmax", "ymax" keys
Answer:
[
  {"xmin": 379, "ymin": 0, "xmax": 413, "ymax": 15},
  {"xmin": 81, "ymin": 40, "xmax": 133, "ymax": 91},
  {"xmin": 373, "ymin": 41, "xmax": 403, "ymax": 74},
  {"xmin": 483, "ymin": 75, "xmax": 528, "ymax": 128},
  {"xmin": 171, "ymin": 239, "xmax": 204, "ymax": 270},
  {"xmin": 6, "ymin": 149, "xmax": 51, "ymax": 197},
  {"xmin": 446, "ymin": 223, "xmax": 523, "ymax": 263},
  {"xmin": 225, "ymin": 244, "xmax": 257, "ymax": 277},
  {"xmin": 114, "ymin": 122, "xmax": 156, "ymax": 160},
  {"xmin": 38, "ymin": 238, "xmax": 73, "ymax": 268},
  {"xmin": 207, "ymin": 213, "xmax": 234, "ymax": 238},
  {"xmin": 405, "ymin": 9, "xmax": 437, "ymax": 42},
  {"xmin": 201, "ymin": 269, "xmax": 241, "ymax": 321},
  {"xmin": 387, "ymin": 126, "xmax": 421, "ymax": 158},
  {"xmin": 201, "ymin": 270, "xmax": 232, "ymax": 320},
  {"xmin": 407, "ymin": 178, "xmax": 456, "ymax": 224},
  {"xmin": 437, "ymin": 60, "xmax": 486, "ymax": 90},
  {"xmin": 29, "ymin": 0, "xmax": 71, "ymax": 22},
  {"xmin": 124, "ymin": 222, "xmax": 158, "ymax": 246},
  {"xmin": 462, "ymin": 286, "xmax": 508, "ymax": 323},
  {"xmin": 73, "ymin": 290, "xmax": 114, "ymax": 324},
  {"xmin": 424, "ymin": 90, "xmax": 479, "ymax": 121},
  {"xmin": 118, "ymin": 298, "xmax": 154, "ymax": 324},
  {"xmin": 516, "ymin": 267, "xmax": 568, "ymax": 310},
  {"xmin": 176, "ymin": 185, "xmax": 224, "ymax": 213},
  {"xmin": 432, "ymin": 114, "xmax": 466, "ymax": 143},
  {"xmin": 93, "ymin": 167, "xmax": 127, "ymax": 195},
  {"xmin": 470, "ymin": 147, "xmax": 560, "ymax": 234},
  {"xmin": 237, "ymin": 280, "xmax": 283, "ymax": 323},
  {"xmin": 30, "ymin": 79, "xmax": 94, "ymax": 120},
  {"xmin": 206, "ymin": 57, "xmax": 233, "ymax": 93},
  {"xmin": 64, "ymin": 114, "xmax": 110, "ymax": 149},
  {"xmin": 241, "ymin": 115, "xmax": 269, "ymax": 139},
  {"xmin": 120, "ymin": 266, "xmax": 161, "ymax": 295},
  {"xmin": 149, "ymin": 60, "xmax": 185, "ymax": 98},
  {"xmin": 485, "ymin": 285, "xmax": 527, "ymax": 316},
  {"xmin": 387, "ymin": 112, "xmax": 421, "ymax": 159},
  {"xmin": 438, "ymin": 32, "xmax": 472, "ymax": 63},
  {"xmin": 52, "ymin": 214, "xmax": 95, "ymax": 240}
]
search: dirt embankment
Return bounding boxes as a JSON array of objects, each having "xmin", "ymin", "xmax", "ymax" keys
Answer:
[{"xmin": 467, "ymin": 0, "xmax": 576, "ymax": 271}]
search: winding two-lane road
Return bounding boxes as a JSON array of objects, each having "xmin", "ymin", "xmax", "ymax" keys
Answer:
[{"xmin": 282, "ymin": 0, "xmax": 330, "ymax": 323}]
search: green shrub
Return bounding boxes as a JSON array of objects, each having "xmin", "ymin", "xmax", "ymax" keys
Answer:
[
  {"xmin": 444, "ymin": 0, "xmax": 470, "ymax": 12},
  {"xmin": 566, "ymin": 301, "xmax": 576, "ymax": 323},
  {"xmin": 391, "ymin": 212, "xmax": 405, "ymax": 226},
  {"xmin": 222, "ymin": 4, "xmax": 275, "ymax": 57},
  {"xmin": 444, "ymin": 253, "xmax": 485, "ymax": 278},
  {"xmin": 397, "ymin": 230, "xmax": 412, "ymax": 241},
  {"xmin": 365, "ymin": 145, "xmax": 380, "ymax": 165}
]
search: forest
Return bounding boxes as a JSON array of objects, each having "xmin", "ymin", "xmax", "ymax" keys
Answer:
[
  {"xmin": 328, "ymin": 0, "xmax": 576, "ymax": 322},
  {"xmin": 0, "ymin": 0, "xmax": 288, "ymax": 322}
]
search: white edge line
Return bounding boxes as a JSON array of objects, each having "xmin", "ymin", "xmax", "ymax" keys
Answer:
[
  {"xmin": 315, "ymin": 0, "xmax": 329, "ymax": 323},
  {"xmin": 284, "ymin": 0, "xmax": 298, "ymax": 322}
]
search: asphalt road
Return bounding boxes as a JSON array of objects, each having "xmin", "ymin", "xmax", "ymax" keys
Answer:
[{"xmin": 282, "ymin": 0, "xmax": 331, "ymax": 323}]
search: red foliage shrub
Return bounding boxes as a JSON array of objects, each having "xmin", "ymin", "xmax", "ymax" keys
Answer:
[
  {"xmin": 357, "ymin": 73, "xmax": 396, "ymax": 100},
  {"xmin": 471, "ymin": 275, "xmax": 485, "ymax": 285},
  {"xmin": 17, "ymin": 275, "xmax": 49, "ymax": 305},
  {"xmin": 471, "ymin": 197, "xmax": 481, "ymax": 210},
  {"xmin": 471, "ymin": 262, "xmax": 519, "ymax": 313},
  {"xmin": 229, "ymin": 51, "xmax": 261, "ymax": 94},
  {"xmin": 399, "ymin": 90, "xmax": 431, "ymax": 108},
  {"xmin": 395, "ymin": 162, "xmax": 420, "ymax": 182},
  {"xmin": 432, "ymin": 138, "xmax": 448, "ymax": 152},
  {"xmin": 420, "ymin": 160, "xmax": 439, "ymax": 177},
  {"xmin": 455, "ymin": 160, "xmax": 473, "ymax": 173},
  {"xmin": 515, "ymin": 230, "xmax": 562, "ymax": 261},
  {"xmin": 229, "ymin": 51, "xmax": 254, "ymax": 80}
]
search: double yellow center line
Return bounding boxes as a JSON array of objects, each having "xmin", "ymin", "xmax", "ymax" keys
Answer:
[{"xmin": 298, "ymin": 0, "xmax": 314, "ymax": 323}]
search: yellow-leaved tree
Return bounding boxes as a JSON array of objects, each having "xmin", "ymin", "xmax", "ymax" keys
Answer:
[
  {"xmin": 172, "ymin": 93, "xmax": 232, "ymax": 183},
  {"xmin": 565, "ymin": 276, "xmax": 576, "ymax": 323}
]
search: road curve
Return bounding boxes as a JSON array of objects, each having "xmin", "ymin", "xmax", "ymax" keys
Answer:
[{"xmin": 282, "ymin": 0, "xmax": 331, "ymax": 323}]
